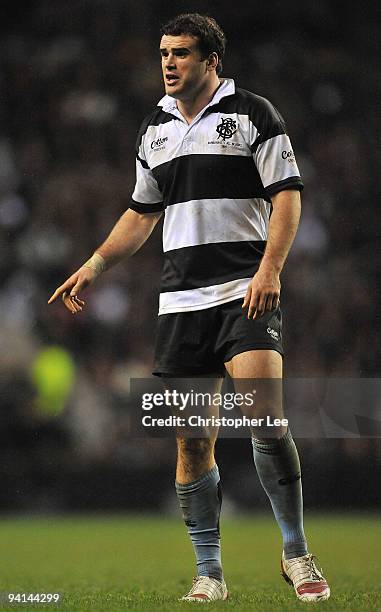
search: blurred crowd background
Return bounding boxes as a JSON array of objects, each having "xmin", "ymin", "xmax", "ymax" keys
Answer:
[{"xmin": 0, "ymin": 0, "xmax": 380, "ymax": 513}]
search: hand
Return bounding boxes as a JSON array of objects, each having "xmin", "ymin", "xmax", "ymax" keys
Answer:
[
  {"xmin": 48, "ymin": 266, "xmax": 97, "ymax": 314},
  {"xmin": 242, "ymin": 266, "xmax": 280, "ymax": 319}
]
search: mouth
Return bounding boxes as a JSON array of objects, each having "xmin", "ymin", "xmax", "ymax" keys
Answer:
[{"xmin": 165, "ymin": 73, "xmax": 180, "ymax": 86}]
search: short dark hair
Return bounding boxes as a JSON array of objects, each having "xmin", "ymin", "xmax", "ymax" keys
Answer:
[{"xmin": 160, "ymin": 13, "xmax": 226, "ymax": 75}]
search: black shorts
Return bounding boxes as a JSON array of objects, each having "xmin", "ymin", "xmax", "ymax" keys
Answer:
[{"xmin": 153, "ymin": 298, "xmax": 283, "ymax": 377}]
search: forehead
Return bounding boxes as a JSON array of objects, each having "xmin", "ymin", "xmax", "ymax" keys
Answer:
[{"xmin": 160, "ymin": 34, "xmax": 199, "ymax": 51}]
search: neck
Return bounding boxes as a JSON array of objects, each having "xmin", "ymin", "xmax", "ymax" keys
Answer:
[{"xmin": 177, "ymin": 76, "xmax": 221, "ymax": 123}]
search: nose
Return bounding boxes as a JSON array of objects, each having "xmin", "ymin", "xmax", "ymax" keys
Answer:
[{"xmin": 165, "ymin": 53, "xmax": 176, "ymax": 69}]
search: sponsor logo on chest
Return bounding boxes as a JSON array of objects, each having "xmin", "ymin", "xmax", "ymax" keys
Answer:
[
  {"xmin": 208, "ymin": 116, "xmax": 243, "ymax": 148},
  {"xmin": 216, "ymin": 117, "xmax": 237, "ymax": 140},
  {"xmin": 150, "ymin": 136, "xmax": 168, "ymax": 151}
]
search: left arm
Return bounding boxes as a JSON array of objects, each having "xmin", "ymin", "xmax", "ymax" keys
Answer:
[{"xmin": 242, "ymin": 189, "xmax": 301, "ymax": 319}]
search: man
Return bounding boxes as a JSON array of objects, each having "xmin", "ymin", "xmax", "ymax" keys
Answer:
[{"xmin": 49, "ymin": 13, "xmax": 330, "ymax": 603}]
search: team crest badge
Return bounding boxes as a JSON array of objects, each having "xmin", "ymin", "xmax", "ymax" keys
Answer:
[{"xmin": 216, "ymin": 117, "xmax": 237, "ymax": 141}]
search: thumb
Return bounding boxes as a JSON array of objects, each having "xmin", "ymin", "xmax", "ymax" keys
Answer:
[
  {"xmin": 70, "ymin": 280, "xmax": 83, "ymax": 297},
  {"xmin": 69, "ymin": 268, "xmax": 93, "ymax": 296},
  {"xmin": 69, "ymin": 275, "xmax": 85, "ymax": 297}
]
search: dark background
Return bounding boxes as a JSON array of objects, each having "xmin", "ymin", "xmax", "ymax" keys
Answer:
[{"xmin": 0, "ymin": 0, "xmax": 380, "ymax": 513}]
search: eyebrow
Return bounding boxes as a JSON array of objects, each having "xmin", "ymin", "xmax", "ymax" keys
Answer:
[{"xmin": 160, "ymin": 47, "xmax": 192, "ymax": 54}]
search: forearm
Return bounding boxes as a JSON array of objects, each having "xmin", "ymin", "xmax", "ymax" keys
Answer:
[
  {"xmin": 94, "ymin": 208, "xmax": 162, "ymax": 269},
  {"xmin": 48, "ymin": 208, "xmax": 162, "ymax": 310},
  {"xmin": 260, "ymin": 189, "xmax": 301, "ymax": 274}
]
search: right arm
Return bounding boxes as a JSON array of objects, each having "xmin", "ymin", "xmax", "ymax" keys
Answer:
[{"xmin": 48, "ymin": 209, "xmax": 162, "ymax": 313}]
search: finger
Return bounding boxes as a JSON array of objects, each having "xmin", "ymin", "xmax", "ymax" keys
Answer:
[
  {"xmin": 48, "ymin": 290, "xmax": 60, "ymax": 304},
  {"xmin": 251, "ymin": 293, "xmax": 268, "ymax": 319},
  {"xmin": 247, "ymin": 293, "xmax": 259, "ymax": 319},
  {"xmin": 48, "ymin": 281, "xmax": 73, "ymax": 304},
  {"xmin": 242, "ymin": 287, "xmax": 251, "ymax": 309},
  {"xmin": 69, "ymin": 294, "xmax": 85, "ymax": 307},
  {"xmin": 69, "ymin": 294, "xmax": 83, "ymax": 312},
  {"xmin": 62, "ymin": 292, "xmax": 77, "ymax": 314},
  {"xmin": 263, "ymin": 294, "xmax": 274, "ymax": 314},
  {"xmin": 64, "ymin": 300, "xmax": 76, "ymax": 314},
  {"xmin": 254, "ymin": 294, "xmax": 268, "ymax": 318},
  {"xmin": 271, "ymin": 294, "xmax": 280, "ymax": 310},
  {"xmin": 70, "ymin": 298, "xmax": 82, "ymax": 313}
]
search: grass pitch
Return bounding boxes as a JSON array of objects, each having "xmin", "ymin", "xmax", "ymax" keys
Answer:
[{"xmin": 0, "ymin": 514, "xmax": 380, "ymax": 611}]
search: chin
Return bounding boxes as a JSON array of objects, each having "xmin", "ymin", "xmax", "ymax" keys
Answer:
[{"xmin": 165, "ymin": 87, "xmax": 181, "ymax": 98}]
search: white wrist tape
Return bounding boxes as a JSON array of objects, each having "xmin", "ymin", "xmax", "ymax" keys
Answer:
[{"xmin": 83, "ymin": 253, "xmax": 106, "ymax": 276}]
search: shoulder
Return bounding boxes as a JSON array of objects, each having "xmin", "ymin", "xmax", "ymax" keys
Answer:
[
  {"xmin": 135, "ymin": 107, "xmax": 174, "ymax": 151},
  {"xmin": 218, "ymin": 86, "xmax": 286, "ymax": 132}
]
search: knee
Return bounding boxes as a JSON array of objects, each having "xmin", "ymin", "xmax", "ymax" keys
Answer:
[{"xmin": 177, "ymin": 437, "xmax": 214, "ymax": 460}]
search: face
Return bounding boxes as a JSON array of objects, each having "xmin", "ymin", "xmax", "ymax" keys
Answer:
[{"xmin": 160, "ymin": 34, "xmax": 212, "ymax": 101}]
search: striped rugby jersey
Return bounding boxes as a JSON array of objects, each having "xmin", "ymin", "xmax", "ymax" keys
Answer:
[{"xmin": 130, "ymin": 79, "xmax": 303, "ymax": 315}]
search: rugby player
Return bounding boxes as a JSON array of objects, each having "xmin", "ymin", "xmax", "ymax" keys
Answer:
[{"xmin": 48, "ymin": 13, "xmax": 330, "ymax": 603}]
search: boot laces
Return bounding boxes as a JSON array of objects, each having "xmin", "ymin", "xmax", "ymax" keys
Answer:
[{"xmin": 287, "ymin": 554, "xmax": 324, "ymax": 585}]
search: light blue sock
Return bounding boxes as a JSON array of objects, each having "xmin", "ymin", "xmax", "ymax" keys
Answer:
[
  {"xmin": 252, "ymin": 429, "xmax": 308, "ymax": 559},
  {"xmin": 175, "ymin": 464, "xmax": 223, "ymax": 581}
]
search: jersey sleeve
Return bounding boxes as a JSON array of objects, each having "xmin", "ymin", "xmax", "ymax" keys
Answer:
[
  {"xmin": 250, "ymin": 97, "xmax": 304, "ymax": 198},
  {"xmin": 129, "ymin": 122, "xmax": 164, "ymax": 214}
]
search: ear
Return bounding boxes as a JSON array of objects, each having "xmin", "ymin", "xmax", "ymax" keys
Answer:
[{"xmin": 207, "ymin": 52, "xmax": 219, "ymax": 71}]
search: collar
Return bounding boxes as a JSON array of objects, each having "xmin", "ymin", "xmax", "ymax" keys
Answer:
[{"xmin": 157, "ymin": 78, "xmax": 236, "ymax": 113}]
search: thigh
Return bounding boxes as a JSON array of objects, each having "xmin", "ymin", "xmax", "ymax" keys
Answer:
[
  {"xmin": 162, "ymin": 376, "xmax": 224, "ymax": 442},
  {"xmin": 225, "ymin": 348, "xmax": 282, "ymax": 379},
  {"xmin": 225, "ymin": 350, "xmax": 286, "ymax": 437}
]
